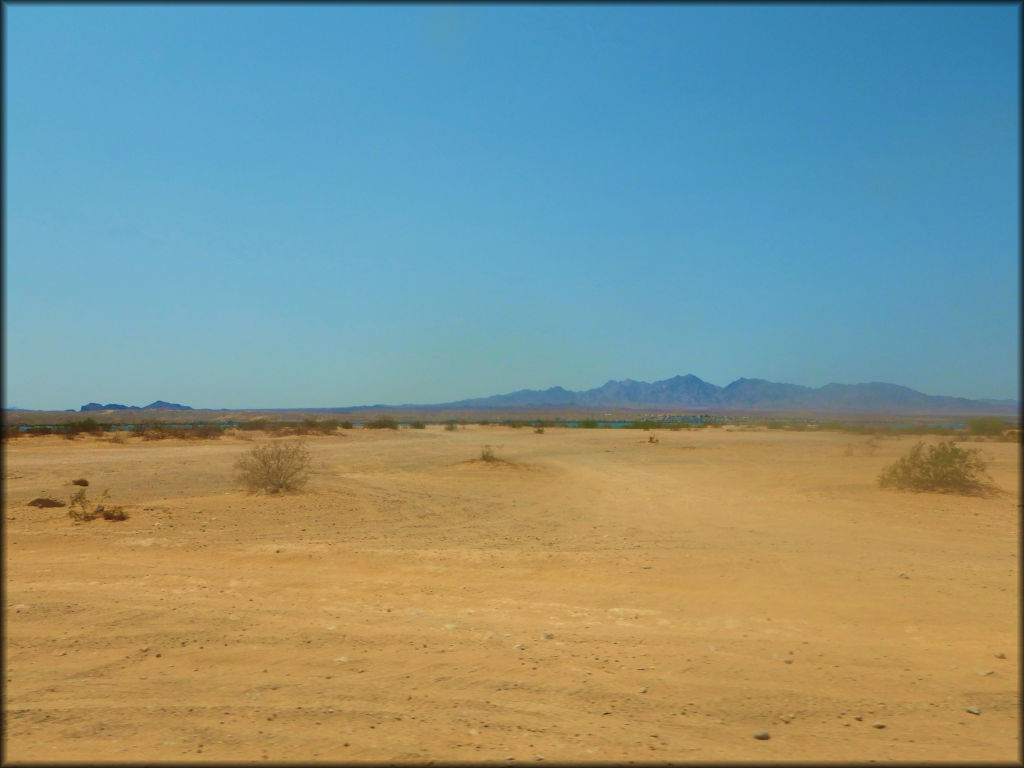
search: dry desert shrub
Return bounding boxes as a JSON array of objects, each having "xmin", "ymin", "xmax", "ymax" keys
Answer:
[
  {"xmin": 235, "ymin": 440, "xmax": 311, "ymax": 494},
  {"xmin": 878, "ymin": 440, "xmax": 996, "ymax": 496},
  {"xmin": 67, "ymin": 488, "xmax": 128, "ymax": 522}
]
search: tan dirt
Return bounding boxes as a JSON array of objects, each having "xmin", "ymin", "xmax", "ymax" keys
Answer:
[{"xmin": 3, "ymin": 426, "xmax": 1019, "ymax": 762}]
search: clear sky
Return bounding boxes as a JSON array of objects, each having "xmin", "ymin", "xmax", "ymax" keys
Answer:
[{"xmin": 4, "ymin": 4, "xmax": 1020, "ymax": 410}]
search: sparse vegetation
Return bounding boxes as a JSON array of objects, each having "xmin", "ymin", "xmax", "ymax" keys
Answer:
[
  {"xmin": 66, "ymin": 418, "xmax": 104, "ymax": 436},
  {"xmin": 141, "ymin": 425, "xmax": 173, "ymax": 440},
  {"xmin": 534, "ymin": 427, "xmax": 545, "ymax": 434},
  {"xmin": 72, "ymin": 478, "xmax": 89, "ymax": 486},
  {"xmin": 480, "ymin": 445, "xmax": 498, "ymax": 462},
  {"xmin": 410, "ymin": 421, "xmax": 426, "ymax": 429},
  {"xmin": 444, "ymin": 422, "xmax": 459, "ymax": 432},
  {"xmin": 627, "ymin": 420, "xmax": 662, "ymax": 430},
  {"xmin": 967, "ymin": 417, "xmax": 1007, "ymax": 438},
  {"xmin": 340, "ymin": 421, "xmax": 353, "ymax": 430},
  {"xmin": 238, "ymin": 419, "xmax": 270, "ymax": 431},
  {"xmin": 234, "ymin": 440, "xmax": 311, "ymax": 493},
  {"xmin": 579, "ymin": 419, "xmax": 600, "ymax": 429},
  {"xmin": 184, "ymin": 425, "xmax": 224, "ymax": 439},
  {"xmin": 67, "ymin": 488, "xmax": 127, "ymax": 522},
  {"xmin": 878, "ymin": 440, "xmax": 996, "ymax": 496},
  {"xmin": 297, "ymin": 418, "xmax": 339, "ymax": 435}
]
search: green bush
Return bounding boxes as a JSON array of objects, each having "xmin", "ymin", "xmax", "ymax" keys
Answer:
[
  {"xmin": 364, "ymin": 416, "xmax": 399, "ymax": 430},
  {"xmin": 234, "ymin": 441, "xmax": 311, "ymax": 493},
  {"xmin": 444, "ymin": 422, "xmax": 459, "ymax": 432},
  {"xmin": 878, "ymin": 440, "xmax": 995, "ymax": 495},
  {"xmin": 340, "ymin": 421, "xmax": 353, "ymax": 430},
  {"xmin": 579, "ymin": 419, "xmax": 599, "ymax": 429},
  {"xmin": 410, "ymin": 421, "xmax": 426, "ymax": 429}
]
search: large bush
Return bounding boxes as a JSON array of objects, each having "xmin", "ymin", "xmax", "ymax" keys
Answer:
[
  {"xmin": 878, "ymin": 440, "xmax": 995, "ymax": 495},
  {"xmin": 235, "ymin": 441, "xmax": 311, "ymax": 493},
  {"xmin": 364, "ymin": 417, "xmax": 399, "ymax": 430}
]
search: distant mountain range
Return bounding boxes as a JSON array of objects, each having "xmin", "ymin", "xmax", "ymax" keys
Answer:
[
  {"xmin": 414, "ymin": 374, "xmax": 1019, "ymax": 415},
  {"xmin": 79, "ymin": 400, "xmax": 193, "ymax": 412},
  {"xmin": 1, "ymin": 376, "xmax": 1017, "ymax": 415}
]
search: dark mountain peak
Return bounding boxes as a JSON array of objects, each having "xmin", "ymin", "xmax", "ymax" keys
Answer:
[
  {"xmin": 80, "ymin": 400, "xmax": 193, "ymax": 412},
  {"xmin": 81, "ymin": 402, "xmax": 132, "ymax": 412},
  {"xmin": 143, "ymin": 401, "xmax": 193, "ymax": 411}
]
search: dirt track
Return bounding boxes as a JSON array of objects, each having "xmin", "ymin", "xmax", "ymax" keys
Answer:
[{"xmin": 3, "ymin": 426, "xmax": 1019, "ymax": 762}]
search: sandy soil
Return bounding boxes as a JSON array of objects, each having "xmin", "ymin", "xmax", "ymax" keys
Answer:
[{"xmin": 3, "ymin": 426, "xmax": 1019, "ymax": 763}]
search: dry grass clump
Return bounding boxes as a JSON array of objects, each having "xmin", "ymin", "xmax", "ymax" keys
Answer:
[
  {"xmin": 878, "ymin": 440, "xmax": 997, "ymax": 496},
  {"xmin": 480, "ymin": 445, "xmax": 501, "ymax": 462},
  {"xmin": 235, "ymin": 441, "xmax": 311, "ymax": 494}
]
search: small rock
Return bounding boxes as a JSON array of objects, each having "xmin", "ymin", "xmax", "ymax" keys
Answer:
[
  {"xmin": 542, "ymin": 632, "xmax": 554, "ymax": 639},
  {"xmin": 994, "ymin": 652, "xmax": 1007, "ymax": 659},
  {"xmin": 898, "ymin": 573, "xmax": 910, "ymax": 579},
  {"xmin": 872, "ymin": 722, "xmax": 886, "ymax": 729},
  {"xmin": 753, "ymin": 731, "xmax": 770, "ymax": 740},
  {"xmin": 977, "ymin": 669, "xmax": 994, "ymax": 676},
  {"xmin": 966, "ymin": 706, "xmax": 981, "ymax": 715}
]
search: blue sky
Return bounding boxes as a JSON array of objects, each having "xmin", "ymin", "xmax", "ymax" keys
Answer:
[{"xmin": 4, "ymin": 4, "xmax": 1019, "ymax": 409}]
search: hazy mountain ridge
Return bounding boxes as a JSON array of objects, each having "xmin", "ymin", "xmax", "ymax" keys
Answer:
[
  {"xmin": 4, "ymin": 378, "xmax": 1017, "ymax": 415},
  {"xmin": 435, "ymin": 375, "xmax": 1019, "ymax": 414},
  {"xmin": 80, "ymin": 401, "xmax": 193, "ymax": 412}
]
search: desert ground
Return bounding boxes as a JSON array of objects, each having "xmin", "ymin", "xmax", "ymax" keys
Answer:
[{"xmin": 3, "ymin": 425, "xmax": 1019, "ymax": 763}]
